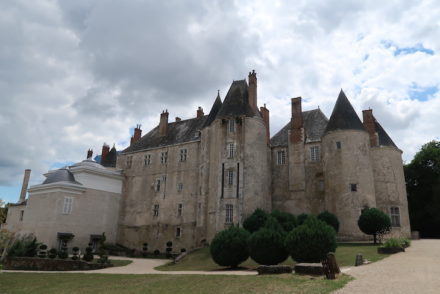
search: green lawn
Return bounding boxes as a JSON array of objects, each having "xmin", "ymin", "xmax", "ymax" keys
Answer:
[
  {"xmin": 0, "ymin": 273, "xmax": 352, "ymax": 294},
  {"xmin": 108, "ymin": 259, "xmax": 132, "ymax": 267},
  {"xmin": 156, "ymin": 243, "xmax": 388, "ymax": 271}
]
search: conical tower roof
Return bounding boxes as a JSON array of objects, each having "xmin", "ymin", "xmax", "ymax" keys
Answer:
[
  {"xmin": 325, "ymin": 90, "xmax": 366, "ymax": 133},
  {"xmin": 203, "ymin": 91, "xmax": 223, "ymax": 128}
]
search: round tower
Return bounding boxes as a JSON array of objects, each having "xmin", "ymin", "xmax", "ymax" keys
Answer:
[{"xmin": 322, "ymin": 90, "xmax": 376, "ymax": 240}]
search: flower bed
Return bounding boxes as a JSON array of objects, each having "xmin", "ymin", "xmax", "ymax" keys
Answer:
[{"xmin": 3, "ymin": 257, "xmax": 113, "ymax": 271}]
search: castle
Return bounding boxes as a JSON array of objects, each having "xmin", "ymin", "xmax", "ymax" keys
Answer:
[{"xmin": 4, "ymin": 71, "xmax": 410, "ymax": 251}]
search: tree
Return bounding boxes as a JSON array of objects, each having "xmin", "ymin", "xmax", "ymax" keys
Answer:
[
  {"xmin": 248, "ymin": 217, "xmax": 288, "ymax": 265},
  {"xmin": 0, "ymin": 199, "xmax": 7, "ymax": 224},
  {"xmin": 270, "ymin": 210, "xmax": 297, "ymax": 232},
  {"xmin": 210, "ymin": 225, "xmax": 250, "ymax": 268},
  {"xmin": 357, "ymin": 208, "xmax": 391, "ymax": 244},
  {"xmin": 243, "ymin": 209, "xmax": 268, "ymax": 233},
  {"xmin": 317, "ymin": 211, "xmax": 339, "ymax": 233},
  {"xmin": 405, "ymin": 140, "xmax": 440, "ymax": 238}
]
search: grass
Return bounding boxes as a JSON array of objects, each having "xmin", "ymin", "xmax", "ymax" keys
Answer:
[
  {"xmin": 156, "ymin": 242, "xmax": 389, "ymax": 271},
  {"xmin": 108, "ymin": 259, "xmax": 132, "ymax": 267},
  {"xmin": 0, "ymin": 272, "xmax": 352, "ymax": 294}
]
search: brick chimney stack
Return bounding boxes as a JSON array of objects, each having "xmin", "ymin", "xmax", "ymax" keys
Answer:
[
  {"xmin": 159, "ymin": 110, "xmax": 169, "ymax": 137},
  {"xmin": 175, "ymin": 117, "xmax": 181, "ymax": 122},
  {"xmin": 290, "ymin": 97, "xmax": 303, "ymax": 143},
  {"xmin": 362, "ymin": 109, "xmax": 378, "ymax": 147},
  {"xmin": 260, "ymin": 104, "xmax": 270, "ymax": 145},
  {"xmin": 197, "ymin": 107, "xmax": 204, "ymax": 118},
  {"xmin": 130, "ymin": 124, "xmax": 142, "ymax": 145},
  {"xmin": 87, "ymin": 149, "xmax": 93, "ymax": 159},
  {"xmin": 101, "ymin": 143, "xmax": 110, "ymax": 165},
  {"xmin": 248, "ymin": 70, "xmax": 257, "ymax": 112},
  {"xmin": 18, "ymin": 169, "xmax": 31, "ymax": 203}
]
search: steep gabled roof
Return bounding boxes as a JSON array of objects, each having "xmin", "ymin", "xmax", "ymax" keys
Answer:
[
  {"xmin": 374, "ymin": 120, "xmax": 398, "ymax": 148},
  {"xmin": 324, "ymin": 90, "xmax": 366, "ymax": 133},
  {"xmin": 202, "ymin": 93, "xmax": 223, "ymax": 128},
  {"xmin": 270, "ymin": 109, "xmax": 329, "ymax": 147},
  {"xmin": 216, "ymin": 80, "xmax": 255, "ymax": 119},
  {"xmin": 122, "ymin": 116, "xmax": 207, "ymax": 153}
]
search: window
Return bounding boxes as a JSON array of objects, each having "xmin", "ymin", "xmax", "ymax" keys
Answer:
[
  {"xmin": 390, "ymin": 207, "xmax": 401, "ymax": 227},
  {"xmin": 176, "ymin": 227, "xmax": 182, "ymax": 238},
  {"xmin": 19, "ymin": 210, "xmax": 24, "ymax": 221},
  {"xmin": 180, "ymin": 149, "xmax": 187, "ymax": 162},
  {"xmin": 160, "ymin": 152, "xmax": 168, "ymax": 164},
  {"xmin": 144, "ymin": 154, "xmax": 151, "ymax": 166},
  {"xmin": 227, "ymin": 170, "xmax": 234, "ymax": 185},
  {"xmin": 177, "ymin": 183, "xmax": 183, "ymax": 192},
  {"xmin": 225, "ymin": 204, "xmax": 233, "ymax": 223},
  {"xmin": 228, "ymin": 143, "xmax": 235, "ymax": 158},
  {"xmin": 62, "ymin": 197, "xmax": 73, "ymax": 214},
  {"xmin": 126, "ymin": 156, "xmax": 133, "ymax": 168},
  {"xmin": 350, "ymin": 184, "xmax": 357, "ymax": 192},
  {"xmin": 277, "ymin": 150, "xmax": 286, "ymax": 165},
  {"xmin": 153, "ymin": 204, "xmax": 159, "ymax": 216},
  {"xmin": 177, "ymin": 203, "xmax": 183, "ymax": 217},
  {"xmin": 310, "ymin": 146, "xmax": 320, "ymax": 162},
  {"xmin": 318, "ymin": 180, "xmax": 325, "ymax": 191},
  {"xmin": 155, "ymin": 179, "xmax": 161, "ymax": 192},
  {"xmin": 228, "ymin": 119, "xmax": 235, "ymax": 133},
  {"xmin": 336, "ymin": 141, "xmax": 342, "ymax": 149}
]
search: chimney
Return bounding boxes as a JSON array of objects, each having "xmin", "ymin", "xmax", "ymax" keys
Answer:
[
  {"xmin": 175, "ymin": 117, "xmax": 181, "ymax": 122},
  {"xmin": 362, "ymin": 109, "xmax": 378, "ymax": 147},
  {"xmin": 101, "ymin": 143, "xmax": 110, "ymax": 165},
  {"xmin": 159, "ymin": 110, "xmax": 169, "ymax": 137},
  {"xmin": 248, "ymin": 70, "xmax": 257, "ymax": 111},
  {"xmin": 87, "ymin": 149, "xmax": 93, "ymax": 159},
  {"xmin": 130, "ymin": 124, "xmax": 142, "ymax": 145},
  {"xmin": 290, "ymin": 97, "xmax": 303, "ymax": 143},
  {"xmin": 260, "ymin": 104, "xmax": 270, "ymax": 145},
  {"xmin": 19, "ymin": 169, "xmax": 31, "ymax": 203},
  {"xmin": 197, "ymin": 107, "xmax": 204, "ymax": 118}
]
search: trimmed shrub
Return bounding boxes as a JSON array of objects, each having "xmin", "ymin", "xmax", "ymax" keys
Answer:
[
  {"xmin": 142, "ymin": 243, "xmax": 148, "ymax": 257},
  {"xmin": 248, "ymin": 217, "xmax": 288, "ymax": 265},
  {"xmin": 154, "ymin": 249, "xmax": 160, "ymax": 256},
  {"xmin": 210, "ymin": 225, "xmax": 250, "ymax": 268},
  {"xmin": 383, "ymin": 238, "xmax": 402, "ymax": 248},
  {"xmin": 48, "ymin": 248, "xmax": 57, "ymax": 259},
  {"xmin": 317, "ymin": 211, "xmax": 340, "ymax": 233},
  {"xmin": 8, "ymin": 238, "xmax": 40, "ymax": 257},
  {"xmin": 357, "ymin": 208, "xmax": 391, "ymax": 244},
  {"xmin": 285, "ymin": 216, "xmax": 337, "ymax": 263},
  {"xmin": 243, "ymin": 209, "xmax": 269, "ymax": 233},
  {"xmin": 71, "ymin": 246, "xmax": 79, "ymax": 260},
  {"xmin": 270, "ymin": 210, "xmax": 297, "ymax": 232},
  {"xmin": 38, "ymin": 244, "xmax": 47, "ymax": 258},
  {"xmin": 165, "ymin": 241, "xmax": 173, "ymax": 258},
  {"xmin": 57, "ymin": 242, "xmax": 68, "ymax": 259},
  {"xmin": 297, "ymin": 213, "xmax": 310, "ymax": 226},
  {"xmin": 83, "ymin": 243, "xmax": 94, "ymax": 262}
]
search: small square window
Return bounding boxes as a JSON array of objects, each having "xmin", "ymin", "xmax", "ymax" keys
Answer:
[
  {"xmin": 350, "ymin": 184, "xmax": 357, "ymax": 192},
  {"xmin": 336, "ymin": 141, "xmax": 341, "ymax": 149}
]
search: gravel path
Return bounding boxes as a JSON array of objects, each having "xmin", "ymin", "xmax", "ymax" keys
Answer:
[{"xmin": 333, "ymin": 239, "xmax": 440, "ymax": 294}]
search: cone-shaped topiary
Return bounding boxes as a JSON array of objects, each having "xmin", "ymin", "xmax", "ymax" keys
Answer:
[
  {"xmin": 270, "ymin": 210, "xmax": 297, "ymax": 232},
  {"xmin": 210, "ymin": 225, "xmax": 250, "ymax": 268},
  {"xmin": 243, "ymin": 209, "xmax": 269, "ymax": 233},
  {"xmin": 317, "ymin": 211, "xmax": 340, "ymax": 233},
  {"xmin": 83, "ymin": 243, "xmax": 94, "ymax": 262},
  {"xmin": 248, "ymin": 217, "xmax": 288, "ymax": 265},
  {"xmin": 285, "ymin": 216, "xmax": 337, "ymax": 263},
  {"xmin": 358, "ymin": 208, "xmax": 391, "ymax": 244}
]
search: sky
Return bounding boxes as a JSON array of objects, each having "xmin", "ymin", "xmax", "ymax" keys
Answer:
[{"xmin": 1, "ymin": 0, "xmax": 439, "ymax": 204}]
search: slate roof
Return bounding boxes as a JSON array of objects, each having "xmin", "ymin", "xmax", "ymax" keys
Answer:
[
  {"xmin": 123, "ymin": 116, "xmax": 208, "ymax": 153},
  {"xmin": 374, "ymin": 119, "xmax": 398, "ymax": 148},
  {"xmin": 42, "ymin": 168, "xmax": 82, "ymax": 185},
  {"xmin": 215, "ymin": 80, "xmax": 256, "ymax": 119},
  {"xmin": 202, "ymin": 93, "xmax": 223, "ymax": 128},
  {"xmin": 102, "ymin": 146, "xmax": 117, "ymax": 167},
  {"xmin": 324, "ymin": 90, "xmax": 366, "ymax": 133},
  {"xmin": 270, "ymin": 109, "xmax": 329, "ymax": 147}
]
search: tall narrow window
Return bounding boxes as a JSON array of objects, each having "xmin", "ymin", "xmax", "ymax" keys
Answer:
[
  {"xmin": 390, "ymin": 207, "xmax": 401, "ymax": 227},
  {"xmin": 310, "ymin": 146, "xmax": 320, "ymax": 161},
  {"xmin": 336, "ymin": 141, "xmax": 342, "ymax": 149},
  {"xmin": 180, "ymin": 149, "xmax": 187, "ymax": 162},
  {"xmin": 126, "ymin": 156, "xmax": 133, "ymax": 168},
  {"xmin": 228, "ymin": 119, "xmax": 235, "ymax": 133},
  {"xmin": 19, "ymin": 210, "xmax": 24, "ymax": 221},
  {"xmin": 176, "ymin": 227, "xmax": 182, "ymax": 238},
  {"xmin": 177, "ymin": 203, "xmax": 183, "ymax": 217},
  {"xmin": 144, "ymin": 154, "xmax": 151, "ymax": 166},
  {"xmin": 227, "ymin": 170, "xmax": 234, "ymax": 185},
  {"xmin": 225, "ymin": 204, "xmax": 233, "ymax": 223},
  {"xmin": 228, "ymin": 143, "xmax": 235, "ymax": 158},
  {"xmin": 177, "ymin": 183, "xmax": 183, "ymax": 192},
  {"xmin": 277, "ymin": 150, "xmax": 286, "ymax": 165},
  {"xmin": 155, "ymin": 179, "xmax": 161, "ymax": 192},
  {"xmin": 62, "ymin": 197, "xmax": 73, "ymax": 214},
  {"xmin": 153, "ymin": 204, "xmax": 159, "ymax": 216},
  {"xmin": 160, "ymin": 152, "xmax": 168, "ymax": 164}
]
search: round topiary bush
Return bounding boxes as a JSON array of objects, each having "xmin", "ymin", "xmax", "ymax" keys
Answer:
[
  {"xmin": 270, "ymin": 210, "xmax": 297, "ymax": 232},
  {"xmin": 248, "ymin": 217, "xmax": 288, "ymax": 265},
  {"xmin": 243, "ymin": 209, "xmax": 269, "ymax": 233},
  {"xmin": 71, "ymin": 246, "xmax": 79, "ymax": 260},
  {"xmin": 358, "ymin": 208, "xmax": 391, "ymax": 244},
  {"xmin": 317, "ymin": 211, "xmax": 340, "ymax": 233},
  {"xmin": 57, "ymin": 242, "xmax": 68, "ymax": 259},
  {"xmin": 38, "ymin": 244, "xmax": 48, "ymax": 258},
  {"xmin": 285, "ymin": 216, "xmax": 337, "ymax": 263},
  {"xmin": 210, "ymin": 225, "xmax": 250, "ymax": 268},
  {"xmin": 297, "ymin": 213, "xmax": 310, "ymax": 225},
  {"xmin": 48, "ymin": 248, "xmax": 57, "ymax": 259},
  {"xmin": 154, "ymin": 249, "xmax": 160, "ymax": 256}
]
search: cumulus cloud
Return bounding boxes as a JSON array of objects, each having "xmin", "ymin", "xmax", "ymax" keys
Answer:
[{"xmin": 1, "ymin": 0, "xmax": 439, "ymax": 201}]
